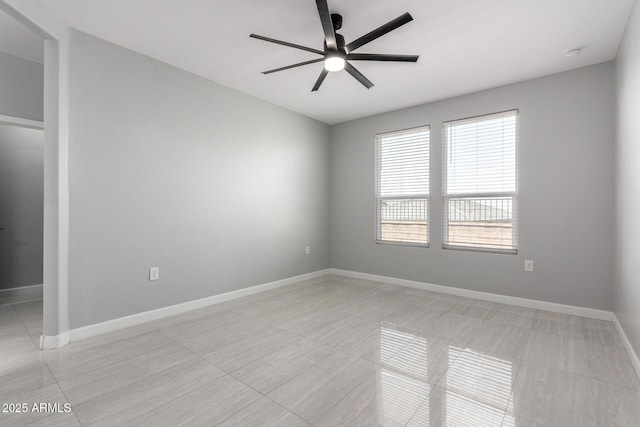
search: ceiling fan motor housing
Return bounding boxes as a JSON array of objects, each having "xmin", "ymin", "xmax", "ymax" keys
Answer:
[
  {"xmin": 326, "ymin": 14, "xmax": 345, "ymax": 54},
  {"xmin": 326, "ymin": 33, "xmax": 346, "ymax": 54},
  {"xmin": 331, "ymin": 13, "xmax": 342, "ymax": 31}
]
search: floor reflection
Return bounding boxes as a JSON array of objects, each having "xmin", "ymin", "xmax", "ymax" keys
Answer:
[
  {"xmin": 380, "ymin": 325, "xmax": 417, "ymax": 363},
  {"xmin": 378, "ymin": 325, "xmax": 430, "ymax": 425},
  {"xmin": 379, "ymin": 369, "xmax": 430, "ymax": 425},
  {"xmin": 445, "ymin": 348, "xmax": 514, "ymax": 411},
  {"xmin": 376, "ymin": 324, "xmax": 515, "ymax": 426}
]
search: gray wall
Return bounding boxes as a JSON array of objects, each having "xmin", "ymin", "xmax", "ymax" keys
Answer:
[
  {"xmin": 0, "ymin": 124, "xmax": 43, "ymax": 289},
  {"xmin": 0, "ymin": 51, "xmax": 43, "ymax": 121},
  {"xmin": 615, "ymin": 0, "xmax": 640, "ymax": 358},
  {"xmin": 330, "ymin": 62, "xmax": 616, "ymax": 310},
  {"xmin": 67, "ymin": 31, "xmax": 330, "ymax": 328}
]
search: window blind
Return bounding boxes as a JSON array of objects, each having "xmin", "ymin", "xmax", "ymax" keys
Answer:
[
  {"xmin": 443, "ymin": 111, "xmax": 518, "ymax": 253},
  {"xmin": 375, "ymin": 126, "xmax": 430, "ymax": 246}
]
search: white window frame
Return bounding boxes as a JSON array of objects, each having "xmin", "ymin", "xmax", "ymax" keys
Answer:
[
  {"xmin": 442, "ymin": 110, "xmax": 518, "ymax": 254},
  {"xmin": 375, "ymin": 125, "xmax": 430, "ymax": 247}
]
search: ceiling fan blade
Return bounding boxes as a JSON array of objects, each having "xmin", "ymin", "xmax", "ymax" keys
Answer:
[
  {"xmin": 263, "ymin": 58, "xmax": 324, "ymax": 74},
  {"xmin": 345, "ymin": 62, "xmax": 373, "ymax": 89},
  {"xmin": 250, "ymin": 34, "xmax": 324, "ymax": 56},
  {"xmin": 347, "ymin": 53, "xmax": 419, "ymax": 62},
  {"xmin": 345, "ymin": 12, "xmax": 413, "ymax": 53},
  {"xmin": 315, "ymin": 0, "xmax": 337, "ymax": 50},
  {"xmin": 311, "ymin": 69, "xmax": 329, "ymax": 92}
]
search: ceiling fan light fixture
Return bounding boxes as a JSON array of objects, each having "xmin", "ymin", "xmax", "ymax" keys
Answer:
[{"xmin": 324, "ymin": 54, "xmax": 346, "ymax": 72}]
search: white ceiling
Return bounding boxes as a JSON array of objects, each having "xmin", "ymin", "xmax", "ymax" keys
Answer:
[
  {"xmin": 0, "ymin": 8, "xmax": 43, "ymax": 63},
  {"xmin": 35, "ymin": 0, "xmax": 637, "ymax": 124}
]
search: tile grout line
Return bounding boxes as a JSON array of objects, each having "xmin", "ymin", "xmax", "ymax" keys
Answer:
[
  {"xmin": 41, "ymin": 356, "xmax": 85, "ymax": 427},
  {"xmin": 151, "ymin": 327, "xmax": 271, "ymax": 424},
  {"xmin": 315, "ymin": 334, "xmax": 434, "ymax": 426},
  {"xmin": 295, "ymin": 355, "xmax": 378, "ymax": 426},
  {"xmin": 236, "ymin": 280, "xmax": 516, "ymax": 425},
  {"xmin": 153, "ymin": 324, "xmax": 325, "ymax": 426},
  {"xmin": 404, "ymin": 323, "xmax": 531, "ymax": 426},
  {"xmin": 8, "ymin": 299, "xmax": 38, "ymax": 350},
  {"xmin": 156, "ymin": 311, "xmax": 358, "ymax": 426},
  {"xmin": 40, "ymin": 330, "xmax": 177, "ymax": 385},
  {"xmin": 498, "ymin": 349, "xmax": 527, "ymax": 427},
  {"xmin": 213, "ymin": 368, "xmax": 314, "ymax": 426},
  {"xmin": 150, "ymin": 298, "xmax": 386, "ymax": 425}
]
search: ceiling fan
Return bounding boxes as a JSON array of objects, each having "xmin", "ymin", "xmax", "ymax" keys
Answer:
[{"xmin": 249, "ymin": 0, "xmax": 419, "ymax": 92}]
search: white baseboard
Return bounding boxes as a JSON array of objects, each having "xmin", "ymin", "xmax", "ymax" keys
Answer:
[
  {"xmin": 40, "ymin": 332, "xmax": 69, "ymax": 350},
  {"xmin": 613, "ymin": 315, "xmax": 640, "ymax": 383},
  {"xmin": 329, "ymin": 268, "xmax": 614, "ymax": 321},
  {"xmin": 40, "ymin": 269, "xmax": 330, "ymax": 348},
  {"xmin": 0, "ymin": 284, "xmax": 43, "ymax": 303},
  {"xmin": 0, "ymin": 283, "xmax": 43, "ymax": 293},
  {"xmin": 0, "ymin": 113, "xmax": 43, "ymax": 129}
]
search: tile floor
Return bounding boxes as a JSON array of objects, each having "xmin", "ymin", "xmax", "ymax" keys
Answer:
[{"xmin": 1, "ymin": 275, "xmax": 639, "ymax": 426}]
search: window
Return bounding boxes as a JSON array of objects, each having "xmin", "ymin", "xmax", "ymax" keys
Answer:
[
  {"xmin": 375, "ymin": 126, "xmax": 430, "ymax": 246},
  {"xmin": 442, "ymin": 110, "xmax": 518, "ymax": 253}
]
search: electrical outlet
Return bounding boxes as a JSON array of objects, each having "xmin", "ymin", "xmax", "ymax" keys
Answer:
[
  {"xmin": 149, "ymin": 267, "xmax": 160, "ymax": 281},
  {"xmin": 305, "ymin": 246, "xmax": 310, "ymax": 255},
  {"xmin": 524, "ymin": 260, "xmax": 534, "ymax": 272}
]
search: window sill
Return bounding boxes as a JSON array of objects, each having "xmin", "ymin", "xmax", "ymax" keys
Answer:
[
  {"xmin": 376, "ymin": 240, "xmax": 429, "ymax": 248},
  {"xmin": 442, "ymin": 244, "xmax": 517, "ymax": 255}
]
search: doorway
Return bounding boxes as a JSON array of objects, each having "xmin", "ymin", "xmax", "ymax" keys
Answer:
[
  {"xmin": 0, "ymin": 0, "xmax": 57, "ymax": 352},
  {"xmin": 0, "ymin": 119, "xmax": 44, "ymax": 351},
  {"xmin": 2, "ymin": 0, "xmax": 75, "ymax": 349}
]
